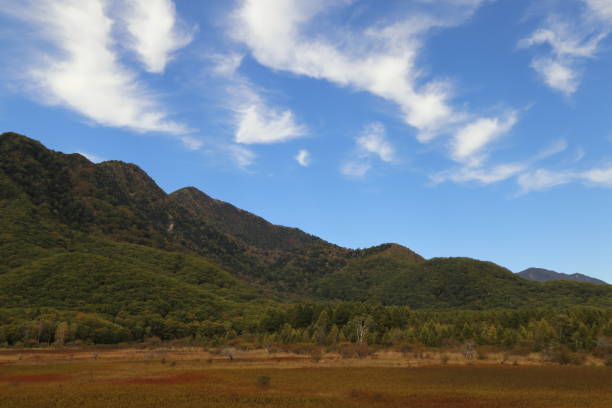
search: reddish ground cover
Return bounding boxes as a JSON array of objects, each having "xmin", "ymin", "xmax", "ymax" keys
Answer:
[{"xmin": 0, "ymin": 373, "xmax": 72, "ymax": 383}]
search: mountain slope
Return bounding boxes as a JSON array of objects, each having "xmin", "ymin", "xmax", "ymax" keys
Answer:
[
  {"xmin": 0, "ymin": 132, "xmax": 348, "ymax": 294},
  {"xmin": 518, "ymin": 268, "xmax": 607, "ymax": 285},
  {"xmin": 1, "ymin": 132, "xmax": 611, "ymax": 315},
  {"xmin": 170, "ymin": 186, "xmax": 323, "ymax": 251}
]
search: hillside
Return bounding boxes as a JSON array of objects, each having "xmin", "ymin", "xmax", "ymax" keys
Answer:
[
  {"xmin": 518, "ymin": 268, "xmax": 607, "ymax": 285},
  {"xmin": 0, "ymin": 132, "xmax": 350, "ymax": 294},
  {"xmin": 1, "ymin": 131, "xmax": 612, "ymax": 325}
]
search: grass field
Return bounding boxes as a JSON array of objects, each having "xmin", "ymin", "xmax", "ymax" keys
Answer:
[{"xmin": 1, "ymin": 348, "xmax": 610, "ymax": 407}]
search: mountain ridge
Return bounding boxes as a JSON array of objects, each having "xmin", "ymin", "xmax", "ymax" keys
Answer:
[
  {"xmin": 1, "ymin": 131, "xmax": 611, "ymax": 316},
  {"xmin": 518, "ymin": 267, "xmax": 607, "ymax": 285}
]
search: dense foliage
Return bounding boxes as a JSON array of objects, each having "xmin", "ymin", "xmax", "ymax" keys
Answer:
[
  {"xmin": 2, "ymin": 304, "xmax": 612, "ymax": 355},
  {"xmin": 1, "ymin": 132, "xmax": 611, "ymax": 350}
]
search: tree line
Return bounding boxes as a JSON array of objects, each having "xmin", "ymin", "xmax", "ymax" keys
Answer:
[{"xmin": 1, "ymin": 304, "xmax": 611, "ymax": 354}]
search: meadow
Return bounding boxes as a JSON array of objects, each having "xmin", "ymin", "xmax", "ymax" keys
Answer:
[{"xmin": 1, "ymin": 348, "xmax": 610, "ymax": 407}]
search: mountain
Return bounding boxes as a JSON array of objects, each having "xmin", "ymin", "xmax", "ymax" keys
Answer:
[
  {"xmin": 1, "ymin": 131, "xmax": 612, "ymax": 320},
  {"xmin": 0, "ymin": 132, "xmax": 350, "ymax": 294},
  {"xmin": 518, "ymin": 268, "xmax": 607, "ymax": 285}
]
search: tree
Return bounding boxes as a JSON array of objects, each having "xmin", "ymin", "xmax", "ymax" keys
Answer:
[
  {"xmin": 350, "ymin": 315, "xmax": 372, "ymax": 344},
  {"xmin": 54, "ymin": 321, "xmax": 70, "ymax": 346}
]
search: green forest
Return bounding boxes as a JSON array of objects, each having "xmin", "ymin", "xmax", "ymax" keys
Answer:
[{"xmin": 1, "ymin": 132, "xmax": 611, "ymax": 364}]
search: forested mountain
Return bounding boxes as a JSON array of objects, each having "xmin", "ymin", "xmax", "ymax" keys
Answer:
[
  {"xmin": 518, "ymin": 268, "xmax": 607, "ymax": 285},
  {"xmin": 1, "ymin": 131, "xmax": 611, "ymax": 344}
]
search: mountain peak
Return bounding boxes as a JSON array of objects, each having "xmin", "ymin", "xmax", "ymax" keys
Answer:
[
  {"xmin": 97, "ymin": 160, "xmax": 166, "ymax": 199},
  {"xmin": 356, "ymin": 243, "xmax": 425, "ymax": 263},
  {"xmin": 170, "ymin": 185, "xmax": 323, "ymax": 251}
]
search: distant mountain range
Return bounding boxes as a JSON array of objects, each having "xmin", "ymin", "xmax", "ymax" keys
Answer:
[
  {"xmin": 518, "ymin": 268, "xmax": 607, "ymax": 285},
  {"xmin": 1, "ymin": 132, "xmax": 611, "ymax": 319}
]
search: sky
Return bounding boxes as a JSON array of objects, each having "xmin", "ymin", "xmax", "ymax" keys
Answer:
[{"xmin": 0, "ymin": 0, "xmax": 611, "ymax": 282}]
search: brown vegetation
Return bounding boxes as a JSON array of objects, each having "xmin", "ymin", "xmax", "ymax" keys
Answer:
[{"xmin": 0, "ymin": 347, "xmax": 611, "ymax": 407}]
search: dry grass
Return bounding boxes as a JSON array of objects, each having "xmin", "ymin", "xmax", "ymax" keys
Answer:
[{"xmin": 0, "ymin": 348, "xmax": 610, "ymax": 407}]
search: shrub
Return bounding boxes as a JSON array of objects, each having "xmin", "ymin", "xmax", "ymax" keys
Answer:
[
  {"xmin": 256, "ymin": 375, "xmax": 271, "ymax": 388},
  {"xmin": 398, "ymin": 344, "xmax": 412, "ymax": 357},
  {"xmin": 310, "ymin": 348, "xmax": 322, "ymax": 362},
  {"xmin": 548, "ymin": 347, "xmax": 585, "ymax": 366}
]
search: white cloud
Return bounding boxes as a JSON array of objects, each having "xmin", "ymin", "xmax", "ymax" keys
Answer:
[
  {"xmin": 341, "ymin": 122, "xmax": 396, "ymax": 177},
  {"xmin": 433, "ymin": 163, "xmax": 527, "ymax": 185},
  {"xmin": 451, "ymin": 112, "xmax": 517, "ymax": 166},
  {"xmin": 78, "ymin": 151, "xmax": 105, "ymax": 163},
  {"xmin": 356, "ymin": 123, "xmax": 395, "ymax": 163},
  {"xmin": 583, "ymin": 165, "xmax": 612, "ymax": 186},
  {"xmin": 11, "ymin": 0, "xmax": 188, "ymax": 134},
  {"xmin": 211, "ymin": 53, "xmax": 244, "ymax": 77},
  {"xmin": 180, "ymin": 135, "xmax": 203, "ymax": 150},
  {"xmin": 573, "ymin": 147, "xmax": 586, "ymax": 162},
  {"xmin": 295, "ymin": 149, "xmax": 311, "ymax": 166},
  {"xmin": 230, "ymin": 0, "xmax": 485, "ymax": 142},
  {"xmin": 340, "ymin": 161, "xmax": 372, "ymax": 178},
  {"xmin": 210, "ymin": 52, "xmax": 307, "ymax": 145},
  {"xmin": 234, "ymin": 103, "xmax": 306, "ymax": 144},
  {"xmin": 530, "ymin": 57, "xmax": 578, "ymax": 95},
  {"xmin": 520, "ymin": 24, "xmax": 602, "ymax": 57},
  {"xmin": 436, "ymin": 137, "xmax": 570, "ymax": 188},
  {"xmin": 519, "ymin": 10, "xmax": 609, "ymax": 95},
  {"xmin": 227, "ymin": 144, "xmax": 256, "ymax": 168},
  {"xmin": 585, "ymin": 0, "xmax": 612, "ymax": 21},
  {"xmin": 122, "ymin": 0, "xmax": 195, "ymax": 73},
  {"xmin": 533, "ymin": 139, "xmax": 568, "ymax": 161},
  {"xmin": 517, "ymin": 165, "xmax": 612, "ymax": 193},
  {"xmin": 517, "ymin": 169, "xmax": 574, "ymax": 193}
]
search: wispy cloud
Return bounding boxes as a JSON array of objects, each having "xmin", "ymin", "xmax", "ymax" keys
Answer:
[
  {"xmin": 210, "ymin": 53, "xmax": 307, "ymax": 145},
  {"xmin": 529, "ymin": 57, "xmax": 579, "ymax": 95},
  {"xmin": 434, "ymin": 138, "xmax": 568, "ymax": 187},
  {"xmin": 340, "ymin": 161, "xmax": 372, "ymax": 178},
  {"xmin": 432, "ymin": 163, "xmax": 527, "ymax": 185},
  {"xmin": 210, "ymin": 53, "xmax": 244, "ymax": 77},
  {"xmin": 584, "ymin": 0, "xmax": 612, "ymax": 21},
  {"xmin": 451, "ymin": 112, "xmax": 518, "ymax": 166},
  {"xmin": 295, "ymin": 149, "xmax": 311, "ymax": 166},
  {"xmin": 519, "ymin": 5, "xmax": 610, "ymax": 95},
  {"xmin": 356, "ymin": 123, "xmax": 395, "ymax": 163},
  {"xmin": 180, "ymin": 135, "xmax": 203, "ymax": 150},
  {"xmin": 341, "ymin": 122, "xmax": 395, "ymax": 177},
  {"xmin": 121, "ymin": 0, "xmax": 195, "ymax": 73},
  {"xmin": 7, "ymin": 0, "xmax": 189, "ymax": 134},
  {"xmin": 583, "ymin": 165, "xmax": 612, "ymax": 186},
  {"xmin": 227, "ymin": 144, "xmax": 256, "ymax": 168},
  {"xmin": 230, "ymin": 0, "xmax": 489, "ymax": 142},
  {"xmin": 517, "ymin": 168, "xmax": 574, "ymax": 193},
  {"xmin": 517, "ymin": 164, "xmax": 612, "ymax": 194},
  {"xmin": 532, "ymin": 139, "xmax": 568, "ymax": 161}
]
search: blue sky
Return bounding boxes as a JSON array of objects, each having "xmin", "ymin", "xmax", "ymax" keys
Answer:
[{"xmin": 1, "ymin": 0, "xmax": 611, "ymax": 282}]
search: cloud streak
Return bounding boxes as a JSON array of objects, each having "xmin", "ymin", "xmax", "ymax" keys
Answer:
[
  {"xmin": 341, "ymin": 122, "xmax": 395, "ymax": 177},
  {"xmin": 9, "ymin": 0, "xmax": 188, "ymax": 134},
  {"xmin": 432, "ymin": 163, "xmax": 527, "ymax": 185},
  {"xmin": 122, "ymin": 0, "xmax": 195, "ymax": 73},
  {"xmin": 451, "ymin": 112, "xmax": 518, "ymax": 166},
  {"xmin": 210, "ymin": 52, "xmax": 307, "ymax": 145},
  {"xmin": 519, "ymin": 4, "xmax": 610, "ymax": 95},
  {"xmin": 518, "ymin": 164, "xmax": 612, "ymax": 193},
  {"xmin": 230, "ymin": 0, "xmax": 484, "ymax": 142}
]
